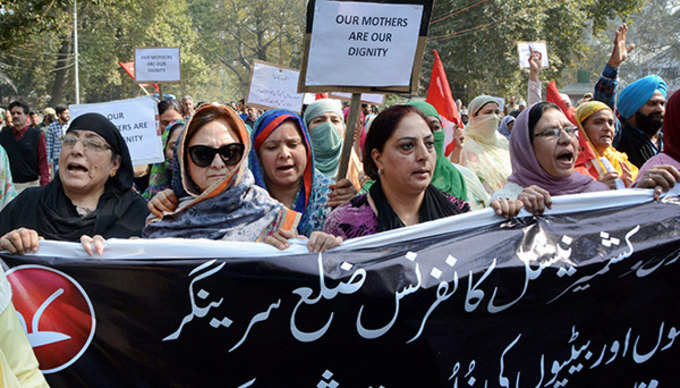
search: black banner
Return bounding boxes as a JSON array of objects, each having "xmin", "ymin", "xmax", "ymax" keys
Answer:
[{"xmin": 3, "ymin": 195, "xmax": 680, "ymax": 387}]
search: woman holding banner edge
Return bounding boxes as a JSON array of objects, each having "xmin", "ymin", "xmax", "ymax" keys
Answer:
[
  {"xmin": 0, "ymin": 113, "xmax": 149, "ymax": 255},
  {"xmin": 324, "ymin": 105, "xmax": 522, "ymax": 239}
]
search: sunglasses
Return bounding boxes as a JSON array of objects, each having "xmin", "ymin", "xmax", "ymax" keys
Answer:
[{"xmin": 188, "ymin": 143, "xmax": 245, "ymax": 167}]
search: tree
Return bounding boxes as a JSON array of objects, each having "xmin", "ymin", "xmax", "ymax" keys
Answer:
[
  {"xmin": 188, "ymin": 0, "xmax": 306, "ymax": 99},
  {"xmin": 422, "ymin": 0, "xmax": 643, "ymax": 103}
]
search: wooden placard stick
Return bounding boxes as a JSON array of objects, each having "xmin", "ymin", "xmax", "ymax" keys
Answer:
[{"xmin": 336, "ymin": 93, "xmax": 361, "ymax": 180}]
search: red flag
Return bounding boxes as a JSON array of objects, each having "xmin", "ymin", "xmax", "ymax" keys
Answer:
[
  {"xmin": 119, "ymin": 61, "xmax": 160, "ymax": 92},
  {"xmin": 546, "ymin": 81, "xmax": 597, "ymax": 175},
  {"xmin": 315, "ymin": 93, "xmax": 328, "ymax": 100},
  {"xmin": 425, "ymin": 50, "xmax": 463, "ymax": 156}
]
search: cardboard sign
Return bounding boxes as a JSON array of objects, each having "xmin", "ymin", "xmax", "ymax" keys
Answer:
[
  {"xmin": 299, "ymin": 0, "xmax": 433, "ymax": 94},
  {"xmin": 134, "ymin": 48, "xmax": 181, "ymax": 83},
  {"xmin": 306, "ymin": 1, "xmax": 422, "ymax": 87},
  {"xmin": 329, "ymin": 92, "xmax": 384, "ymax": 105},
  {"xmin": 517, "ymin": 41, "xmax": 549, "ymax": 69},
  {"xmin": 246, "ymin": 60, "xmax": 305, "ymax": 113},
  {"xmin": 69, "ymin": 96, "xmax": 163, "ymax": 165}
]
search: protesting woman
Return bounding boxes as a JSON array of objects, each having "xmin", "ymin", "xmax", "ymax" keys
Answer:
[
  {"xmin": 142, "ymin": 119, "xmax": 185, "ymax": 200},
  {"xmin": 144, "ymin": 105, "xmax": 341, "ymax": 252},
  {"xmin": 456, "ymin": 95, "xmax": 512, "ymax": 195},
  {"xmin": 574, "ymin": 101, "xmax": 638, "ymax": 188},
  {"xmin": 0, "ymin": 113, "xmax": 148, "ymax": 255},
  {"xmin": 492, "ymin": 102, "xmax": 679, "ymax": 215},
  {"xmin": 324, "ymin": 105, "xmax": 520, "ymax": 239}
]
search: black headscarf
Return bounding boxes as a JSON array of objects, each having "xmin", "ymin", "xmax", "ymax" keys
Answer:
[
  {"xmin": 66, "ymin": 113, "xmax": 134, "ymax": 192},
  {"xmin": 369, "ymin": 179, "xmax": 467, "ymax": 233},
  {"xmin": 0, "ymin": 113, "xmax": 148, "ymax": 241}
]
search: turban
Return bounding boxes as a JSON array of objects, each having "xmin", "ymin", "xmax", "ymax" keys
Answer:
[{"xmin": 616, "ymin": 75, "xmax": 667, "ymax": 119}]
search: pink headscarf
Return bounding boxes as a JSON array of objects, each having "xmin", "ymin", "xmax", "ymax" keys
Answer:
[{"xmin": 507, "ymin": 103, "xmax": 608, "ymax": 195}]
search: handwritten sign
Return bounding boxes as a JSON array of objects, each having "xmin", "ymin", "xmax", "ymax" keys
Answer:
[
  {"xmin": 69, "ymin": 95, "xmax": 163, "ymax": 165},
  {"xmin": 246, "ymin": 60, "xmax": 304, "ymax": 113},
  {"xmin": 134, "ymin": 47, "xmax": 181, "ymax": 83},
  {"xmin": 517, "ymin": 41, "xmax": 549, "ymax": 69},
  {"xmin": 305, "ymin": 1, "xmax": 423, "ymax": 87},
  {"xmin": 329, "ymin": 92, "xmax": 384, "ymax": 105}
]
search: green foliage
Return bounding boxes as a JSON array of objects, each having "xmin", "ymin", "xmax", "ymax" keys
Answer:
[{"xmin": 424, "ymin": 0, "xmax": 643, "ymax": 103}]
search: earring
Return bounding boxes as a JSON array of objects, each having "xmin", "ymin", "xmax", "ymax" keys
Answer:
[
  {"xmin": 378, "ymin": 167, "xmax": 383, "ymax": 175},
  {"xmin": 110, "ymin": 171, "xmax": 116, "ymax": 177}
]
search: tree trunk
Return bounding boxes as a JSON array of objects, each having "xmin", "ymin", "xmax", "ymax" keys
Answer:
[{"xmin": 50, "ymin": 35, "xmax": 72, "ymax": 105}]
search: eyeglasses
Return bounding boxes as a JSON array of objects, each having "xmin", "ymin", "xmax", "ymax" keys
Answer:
[
  {"xmin": 62, "ymin": 135, "xmax": 111, "ymax": 152},
  {"xmin": 534, "ymin": 126, "xmax": 578, "ymax": 140},
  {"xmin": 188, "ymin": 143, "xmax": 245, "ymax": 167}
]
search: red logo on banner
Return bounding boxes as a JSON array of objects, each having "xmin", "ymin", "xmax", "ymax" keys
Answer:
[{"xmin": 6, "ymin": 265, "xmax": 96, "ymax": 373}]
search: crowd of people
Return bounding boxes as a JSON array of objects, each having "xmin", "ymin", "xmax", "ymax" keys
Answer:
[
  {"xmin": 1, "ymin": 23, "xmax": 680, "ymax": 385},
  {"xmin": 1, "ymin": 25, "xmax": 679, "ymax": 258}
]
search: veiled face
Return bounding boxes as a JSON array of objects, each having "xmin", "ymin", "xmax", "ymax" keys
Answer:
[
  {"xmin": 59, "ymin": 130, "xmax": 120, "ymax": 196},
  {"xmin": 308, "ymin": 112, "xmax": 344, "ymax": 135}
]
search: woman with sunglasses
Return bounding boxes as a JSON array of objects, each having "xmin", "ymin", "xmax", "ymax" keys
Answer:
[
  {"xmin": 0, "ymin": 113, "xmax": 148, "ymax": 255},
  {"xmin": 491, "ymin": 102, "xmax": 679, "ymax": 216},
  {"xmin": 144, "ymin": 105, "xmax": 342, "ymax": 252}
]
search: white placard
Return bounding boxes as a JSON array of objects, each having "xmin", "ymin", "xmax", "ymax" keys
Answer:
[
  {"xmin": 517, "ymin": 41, "xmax": 549, "ymax": 69},
  {"xmin": 247, "ymin": 61, "xmax": 305, "ymax": 112},
  {"xmin": 134, "ymin": 48, "xmax": 181, "ymax": 82},
  {"xmin": 306, "ymin": 1, "xmax": 423, "ymax": 87},
  {"xmin": 329, "ymin": 92, "xmax": 385, "ymax": 105},
  {"xmin": 69, "ymin": 96, "xmax": 163, "ymax": 166}
]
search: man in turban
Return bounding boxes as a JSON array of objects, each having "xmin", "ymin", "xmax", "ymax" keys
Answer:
[{"xmin": 593, "ymin": 24, "xmax": 668, "ymax": 168}]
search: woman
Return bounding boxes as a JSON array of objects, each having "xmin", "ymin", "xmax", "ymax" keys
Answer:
[
  {"xmin": 144, "ymin": 105, "xmax": 341, "ymax": 252},
  {"xmin": 250, "ymin": 109, "xmax": 340, "ymax": 237},
  {"xmin": 574, "ymin": 101, "xmax": 638, "ymax": 188},
  {"xmin": 497, "ymin": 115, "xmax": 515, "ymax": 140},
  {"xmin": 456, "ymin": 95, "xmax": 512, "ymax": 195},
  {"xmin": 0, "ymin": 113, "xmax": 148, "ymax": 255},
  {"xmin": 142, "ymin": 119, "xmax": 185, "ymax": 200},
  {"xmin": 0, "ymin": 269, "xmax": 49, "ymax": 387},
  {"xmin": 640, "ymin": 89, "xmax": 680, "ymax": 173},
  {"xmin": 324, "ymin": 105, "xmax": 520, "ymax": 239},
  {"xmin": 303, "ymin": 99, "xmax": 345, "ymax": 177},
  {"xmin": 492, "ymin": 102, "xmax": 679, "ymax": 215}
]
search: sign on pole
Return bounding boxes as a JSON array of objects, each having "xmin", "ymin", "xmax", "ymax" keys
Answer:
[
  {"xmin": 517, "ymin": 41, "xmax": 549, "ymax": 69},
  {"xmin": 246, "ymin": 60, "xmax": 305, "ymax": 113},
  {"xmin": 298, "ymin": 0, "xmax": 433, "ymax": 94},
  {"xmin": 69, "ymin": 95, "xmax": 163, "ymax": 165},
  {"xmin": 134, "ymin": 47, "xmax": 181, "ymax": 83}
]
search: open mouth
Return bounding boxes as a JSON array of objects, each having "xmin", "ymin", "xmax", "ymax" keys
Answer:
[
  {"xmin": 276, "ymin": 165, "xmax": 295, "ymax": 172},
  {"xmin": 66, "ymin": 162, "xmax": 88, "ymax": 173},
  {"xmin": 556, "ymin": 150, "xmax": 574, "ymax": 166}
]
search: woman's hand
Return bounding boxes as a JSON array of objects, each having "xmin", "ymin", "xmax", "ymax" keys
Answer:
[
  {"xmin": 490, "ymin": 198, "xmax": 524, "ymax": 219},
  {"xmin": 264, "ymin": 228, "xmax": 296, "ymax": 250},
  {"xmin": 328, "ymin": 178, "xmax": 356, "ymax": 208},
  {"xmin": 528, "ymin": 49, "xmax": 542, "ymax": 82},
  {"xmin": 80, "ymin": 235, "xmax": 106, "ymax": 256},
  {"xmin": 634, "ymin": 165, "xmax": 680, "ymax": 199},
  {"xmin": 517, "ymin": 185, "xmax": 552, "ymax": 215},
  {"xmin": 307, "ymin": 231, "xmax": 343, "ymax": 253},
  {"xmin": 264, "ymin": 229, "xmax": 343, "ymax": 253},
  {"xmin": 0, "ymin": 228, "xmax": 41, "ymax": 255},
  {"xmin": 449, "ymin": 124, "xmax": 465, "ymax": 164},
  {"xmin": 598, "ymin": 171, "xmax": 621, "ymax": 190},
  {"xmin": 148, "ymin": 188, "xmax": 178, "ymax": 217},
  {"xmin": 620, "ymin": 162, "xmax": 633, "ymax": 188}
]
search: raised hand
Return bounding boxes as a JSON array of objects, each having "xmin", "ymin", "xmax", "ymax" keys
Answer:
[{"xmin": 608, "ymin": 24, "xmax": 636, "ymax": 68}]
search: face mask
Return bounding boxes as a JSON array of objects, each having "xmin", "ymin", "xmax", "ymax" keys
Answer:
[
  {"xmin": 634, "ymin": 111, "xmax": 663, "ymax": 136},
  {"xmin": 474, "ymin": 114, "xmax": 502, "ymax": 137},
  {"xmin": 310, "ymin": 122, "xmax": 342, "ymax": 157}
]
